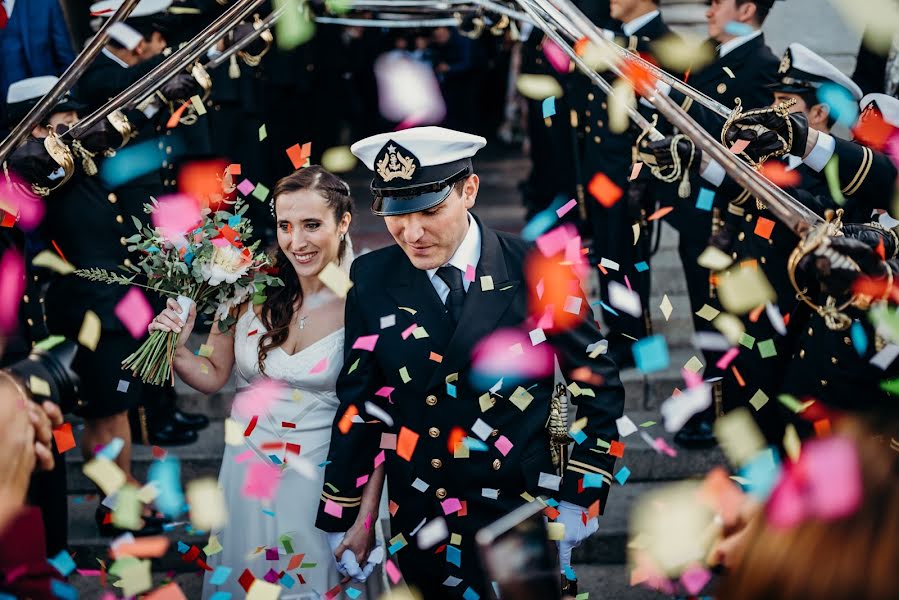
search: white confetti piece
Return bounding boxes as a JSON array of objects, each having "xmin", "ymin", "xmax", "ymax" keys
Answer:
[{"xmin": 616, "ymin": 415, "xmax": 638, "ymax": 437}]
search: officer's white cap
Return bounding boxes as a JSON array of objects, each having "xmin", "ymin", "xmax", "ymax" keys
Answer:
[
  {"xmin": 783, "ymin": 43, "xmax": 862, "ymax": 101},
  {"xmin": 860, "ymin": 93, "xmax": 899, "ymax": 129},
  {"xmin": 90, "ymin": 0, "xmax": 172, "ymax": 18},
  {"xmin": 6, "ymin": 76, "xmax": 60, "ymax": 105},
  {"xmin": 107, "ymin": 22, "xmax": 143, "ymax": 50},
  {"xmin": 351, "ymin": 126, "xmax": 486, "ymax": 171}
]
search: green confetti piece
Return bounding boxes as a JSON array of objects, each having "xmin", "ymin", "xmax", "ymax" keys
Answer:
[
  {"xmin": 576, "ymin": 593, "xmax": 590, "ymax": 599},
  {"xmin": 880, "ymin": 378, "xmax": 899, "ymax": 394},
  {"xmin": 824, "ymin": 155, "xmax": 846, "ymax": 206},
  {"xmin": 757, "ymin": 339, "xmax": 777, "ymax": 358},
  {"xmin": 595, "ymin": 439, "xmax": 611, "ymax": 449},
  {"xmin": 639, "ymin": 421, "xmax": 657, "ymax": 427},
  {"xmin": 252, "ymin": 294, "xmax": 267, "ymax": 305},
  {"xmin": 778, "ymin": 394, "xmax": 805, "ymax": 413},
  {"xmin": 258, "ymin": 123, "xmax": 267, "ymax": 141},
  {"xmin": 280, "ymin": 534, "xmax": 294, "ymax": 554},
  {"xmin": 275, "ymin": 0, "xmax": 315, "ymax": 50},
  {"xmin": 300, "ymin": 562, "xmax": 317, "ymax": 568},
  {"xmin": 251, "ymin": 182, "xmax": 270, "ymax": 202},
  {"xmin": 324, "ymin": 482, "xmax": 339, "ymax": 493},
  {"xmin": 34, "ymin": 335, "xmax": 67, "ymax": 351},
  {"xmin": 348, "ymin": 357, "xmax": 360, "ymax": 374},
  {"xmin": 738, "ymin": 332, "xmax": 755, "ymax": 349}
]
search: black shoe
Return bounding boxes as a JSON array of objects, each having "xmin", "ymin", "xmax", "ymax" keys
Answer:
[
  {"xmin": 148, "ymin": 422, "xmax": 198, "ymax": 446},
  {"xmin": 673, "ymin": 419, "xmax": 718, "ymax": 449},
  {"xmin": 95, "ymin": 506, "xmax": 165, "ymax": 538},
  {"xmin": 172, "ymin": 409, "xmax": 209, "ymax": 432}
]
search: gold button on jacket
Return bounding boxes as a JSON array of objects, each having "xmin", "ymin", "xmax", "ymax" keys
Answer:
[
  {"xmin": 428, "ymin": 427, "xmax": 440, "ymax": 438},
  {"xmin": 425, "ymin": 395, "xmax": 438, "ymax": 406},
  {"xmin": 435, "ymin": 488, "xmax": 447, "ymax": 499}
]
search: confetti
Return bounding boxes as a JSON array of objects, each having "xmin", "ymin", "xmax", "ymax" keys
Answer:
[
  {"xmin": 632, "ymin": 335, "xmax": 670, "ymax": 374},
  {"xmin": 318, "ymin": 262, "xmax": 353, "ymax": 297},
  {"xmin": 52, "ymin": 423, "xmax": 76, "ymax": 454},
  {"xmin": 587, "ymin": 172, "xmax": 623, "ymax": 207},
  {"xmin": 187, "ymin": 478, "xmax": 228, "ymax": 530},
  {"xmin": 115, "ymin": 287, "xmax": 155, "ymax": 339}
]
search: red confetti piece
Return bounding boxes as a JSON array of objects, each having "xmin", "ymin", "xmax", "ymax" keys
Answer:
[
  {"xmin": 244, "ymin": 415, "xmax": 259, "ymax": 437},
  {"xmin": 52, "ymin": 423, "xmax": 76, "ymax": 454},
  {"xmin": 760, "ymin": 161, "xmax": 802, "ymax": 187}
]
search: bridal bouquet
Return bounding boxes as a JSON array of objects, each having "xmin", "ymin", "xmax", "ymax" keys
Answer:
[{"xmin": 78, "ymin": 196, "xmax": 282, "ymax": 385}]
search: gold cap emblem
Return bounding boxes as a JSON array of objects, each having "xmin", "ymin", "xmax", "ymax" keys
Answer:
[{"xmin": 375, "ymin": 142, "xmax": 417, "ymax": 182}]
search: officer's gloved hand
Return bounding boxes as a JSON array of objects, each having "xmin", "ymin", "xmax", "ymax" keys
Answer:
[
  {"xmin": 6, "ymin": 137, "xmax": 69, "ymax": 193},
  {"xmin": 799, "ymin": 235, "xmax": 889, "ymax": 298},
  {"xmin": 70, "ymin": 118, "xmax": 124, "ymax": 155},
  {"xmin": 224, "ymin": 21, "xmax": 270, "ymax": 57},
  {"xmin": 645, "ymin": 135, "xmax": 702, "ymax": 172},
  {"xmin": 841, "ymin": 223, "xmax": 899, "ymax": 258},
  {"xmin": 723, "ymin": 108, "xmax": 809, "ymax": 163},
  {"xmin": 159, "ymin": 72, "xmax": 203, "ymax": 104},
  {"xmin": 556, "ymin": 501, "xmax": 598, "ymax": 576}
]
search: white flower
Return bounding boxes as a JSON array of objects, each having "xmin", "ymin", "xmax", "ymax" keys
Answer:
[
  {"xmin": 200, "ymin": 245, "xmax": 251, "ymax": 286},
  {"xmin": 214, "ymin": 283, "xmax": 256, "ymax": 321}
]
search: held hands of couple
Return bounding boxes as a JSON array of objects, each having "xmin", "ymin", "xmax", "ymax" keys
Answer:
[
  {"xmin": 556, "ymin": 501, "xmax": 599, "ymax": 574},
  {"xmin": 148, "ymin": 297, "xmax": 198, "ymax": 348},
  {"xmin": 327, "ymin": 528, "xmax": 385, "ymax": 583}
]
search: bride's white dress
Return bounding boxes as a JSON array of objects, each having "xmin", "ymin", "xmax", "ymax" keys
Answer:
[{"xmin": 201, "ymin": 309, "xmax": 352, "ymax": 599}]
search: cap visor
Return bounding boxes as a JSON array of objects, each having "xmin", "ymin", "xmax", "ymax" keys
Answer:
[{"xmin": 371, "ymin": 184, "xmax": 454, "ymax": 216}]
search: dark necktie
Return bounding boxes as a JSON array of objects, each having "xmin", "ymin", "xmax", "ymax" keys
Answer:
[
  {"xmin": 436, "ymin": 265, "xmax": 465, "ymax": 325},
  {"xmin": 0, "ymin": 4, "xmax": 8, "ymax": 29}
]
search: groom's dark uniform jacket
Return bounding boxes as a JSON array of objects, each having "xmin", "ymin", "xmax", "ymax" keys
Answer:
[{"xmin": 316, "ymin": 213, "xmax": 624, "ymax": 596}]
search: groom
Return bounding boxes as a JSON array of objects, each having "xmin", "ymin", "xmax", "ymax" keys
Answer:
[{"xmin": 316, "ymin": 127, "xmax": 625, "ymax": 598}]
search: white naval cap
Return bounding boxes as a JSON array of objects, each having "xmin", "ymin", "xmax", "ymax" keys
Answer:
[
  {"xmin": 6, "ymin": 76, "xmax": 60, "ymax": 105},
  {"xmin": 860, "ymin": 93, "xmax": 899, "ymax": 129},
  {"xmin": 107, "ymin": 22, "xmax": 143, "ymax": 50},
  {"xmin": 90, "ymin": 0, "xmax": 172, "ymax": 18},
  {"xmin": 351, "ymin": 126, "xmax": 487, "ymax": 216},
  {"xmin": 772, "ymin": 43, "xmax": 863, "ymax": 102}
]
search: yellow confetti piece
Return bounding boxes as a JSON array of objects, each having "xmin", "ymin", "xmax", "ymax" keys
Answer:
[
  {"xmin": 224, "ymin": 418, "xmax": 244, "ymax": 446},
  {"xmin": 190, "ymin": 94, "xmax": 207, "ymax": 115},
  {"xmin": 567, "ymin": 382, "xmax": 583, "ymax": 396},
  {"xmin": 632, "ymin": 223, "xmax": 640, "ymax": 245},
  {"xmin": 398, "ymin": 306, "xmax": 417, "ymax": 315},
  {"xmin": 683, "ymin": 356, "xmax": 704, "ymax": 373},
  {"xmin": 749, "ymin": 389, "xmax": 769, "ymax": 411},
  {"xmin": 321, "ymin": 146, "xmax": 357, "ymax": 173},
  {"xmin": 713, "ymin": 313, "xmax": 745, "ymax": 345},
  {"xmin": 515, "ymin": 74, "xmax": 563, "ymax": 100},
  {"xmin": 609, "ymin": 78, "xmax": 635, "ymax": 134},
  {"xmin": 783, "ymin": 424, "xmax": 801, "ymax": 463},
  {"xmin": 696, "ymin": 246, "xmax": 733, "ymax": 271},
  {"xmin": 547, "ymin": 522, "xmax": 566, "ymax": 541},
  {"xmin": 84, "ymin": 457, "xmax": 127, "ymax": 495},
  {"xmin": 258, "ymin": 123, "xmax": 267, "ymax": 141},
  {"xmin": 29, "ymin": 374, "xmax": 51, "ymax": 397},
  {"xmin": 652, "ymin": 32, "xmax": 715, "ymax": 72},
  {"xmin": 204, "ymin": 534, "xmax": 223, "ymax": 556},
  {"xmin": 318, "ymin": 262, "xmax": 353, "ymax": 297},
  {"xmin": 478, "ymin": 393, "xmax": 494, "ymax": 412},
  {"xmin": 695, "ymin": 304, "xmax": 721, "ymax": 322},
  {"xmin": 659, "ymin": 295, "xmax": 673, "ymax": 321},
  {"xmin": 77, "ymin": 310, "xmax": 101, "ymax": 351},
  {"xmin": 187, "ymin": 478, "xmax": 228, "ymax": 530},
  {"xmin": 450, "ymin": 533, "xmax": 462, "ymax": 545},
  {"xmin": 480, "ymin": 275, "xmax": 494, "ymax": 291},
  {"xmin": 399, "ymin": 366, "xmax": 411, "ymax": 384},
  {"xmin": 113, "ymin": 559, "xmax": 153, "ymax": 597},
  {"xmin": 520, "ymin": 492, "xmax": 536, "ymax": 502},
  {"xmin": 112, "ymin": 484, "xmax": 142, "ymax": 531},
  {"xmin": 454, "ymin": 441, "xmax": 470, "ymax": 458},
  {"xmin": 570, "ymin": 416, "xmax": 588, "ymax": 433},
  {"xmin": 722, "ymin": 66, "xmax": 735, "ymax": 78},
  {"xmin": 714, "ymin": 407, "xmax": 765, "ymax": 467},
  {"xmin": 510, "ymin": 386, "xmax": 534, "ymax": 411},
  {"xmin": 198, "ymin": 344, "xmax": 214, "ymax": 358},
  {"xmin": 137, "ymin": 482, "xmax": 158, "ymax": 504},
  {"xmin": 411, "ymin": 326, "xmax": 429, "ymax": 339},
  {"xmin": 32, "ymin": 250, "xmax": 74, "ymax": 274},
  {"xmin": 717, "ymin": 265, "xmax": 776, "ymax": 315},
  {"xmin": 247, "ymin": 578, "xmax": 282, "ymax": 600},
  {"xmin": 200, "ymin": 363, "xmax": 209, "ymax": 374}
]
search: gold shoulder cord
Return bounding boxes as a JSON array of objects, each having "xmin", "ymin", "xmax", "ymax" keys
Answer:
[{"xmin": 635, "ymin": 120, "xmax": 695, "ymax": 199}]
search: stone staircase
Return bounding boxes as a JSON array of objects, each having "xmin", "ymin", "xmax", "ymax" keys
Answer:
[{"xmin": 66, "ymin": 151, "xmax": 724, "ymax": 598}]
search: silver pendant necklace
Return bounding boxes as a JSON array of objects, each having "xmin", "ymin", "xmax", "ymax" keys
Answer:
[{"xmin": 299, "ymin": 316, "xmax": 308, "ymax": 329}]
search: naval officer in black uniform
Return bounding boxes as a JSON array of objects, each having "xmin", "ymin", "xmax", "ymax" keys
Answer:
[{"xmin": 315, "ymin": 127, "xmax": 625, "ymax": 598}]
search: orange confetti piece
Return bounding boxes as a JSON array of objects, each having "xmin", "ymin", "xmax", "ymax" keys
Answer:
[
  {"xmin": 608, "ymin": 440, "xmax": 625, "ymax": 458},
  {"xmin": 731, "ymin": 365, "xmax": 745, "ymax": 387},
  {"xmin": 544, "ymin": 506, "xmax": 561, "ymax": 520},
  {"xmin": 166, "ymin": 102, "xmax": 191, "ymax": 129},
  {"xmin": 338, "ymin": 405, "xmax": 358, "ymax": 434},
  {"xmin": 748, "ymin": 304, "xmax": 764, "ymax": 323},
  {"xmin": 573, "ymin": 37, "xmax": 590, "ymax": 56},
  {"xmin": 180, "ymin": 159, "xmax": 230, "ymax": 204},
  {"xmin": 0, "ymin": 211, "xmax": 15, "ymax": 227},
  {"xmin": 112, "ymin": 536, "xmax": 170, "ymax": 559},
  {"xmin": 620, "ymin": 57, "xmax": 657, "ymax": 95},
  {"xmin": 852, "ymin": 111, "xmax": 895, "ymax": 151},
  {"xmin": 587, "ymin": 172, "xmax": 623, "ymax": 208},
  {"xmin": 228, "ymin": 164, "xmax": 242, "ymax": 175},
  {"xmin": 50, "ymin": 239, "xmax": 67, "ymax": 263},
  {"xmin": 587, "ymin": 499, "xmax": 600, "ymax": 520},
  {"xmin": 647, "ymin": 206, "xmax": 674, "ymax": 221},
  {"xmin": 52, "ymin": 422, "xmax": 76, "ymax": 454},
  {"xmin": 754, "ymin": 216, "xmax": 775, "ymax": 240},
  {"xmin": 287, "ymin": 553, "xmax": 305, "ymax": 570},
  {"xmin": 760, "ymin": 161, "xmax": 802, "ymax": 187},
  {"xmin": 428, "ymin": 352, "xmax": 443, "ymax": 363},
  {"xmin": 286, "ymin": 142, "xmax": 312, "ymax": 170},
  {"xmin": 813, "ymin": 419, "xmax": 831, "ymax": 437},
  {"xmin": 447, "ymin": 426, "xmax": 466, "ymax": 455},
  {"xmin": 397, "ymin": 426, "xmax": 419, "ymax": 461}
]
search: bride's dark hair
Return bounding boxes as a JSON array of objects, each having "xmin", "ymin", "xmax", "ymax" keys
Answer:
[{"xmin": 258, "ymin": 166, "xmax": 353, "ymax": 374}]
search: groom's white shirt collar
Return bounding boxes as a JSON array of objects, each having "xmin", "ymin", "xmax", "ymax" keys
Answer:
[{"xmin": 427, "ymin": 213, "xmax": 481, "ymax": 301}]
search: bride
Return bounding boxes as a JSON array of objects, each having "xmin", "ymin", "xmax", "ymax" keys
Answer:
[{"xmin": 149, "ymin": 166, "xmax": 384, "ymax": 598}]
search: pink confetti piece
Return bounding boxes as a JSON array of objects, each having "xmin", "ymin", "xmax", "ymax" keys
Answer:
[
  {"xmin": 624, "ymin": 275, "xmax": 633, "ymax": 291},
  {"xmin": 652, "ymin": 437, "xmax": 677, "ymax": 458},
  {"xmin": 0, "ymin": 173, "xmax": 45, "ymax": 231},
  {"xmin": 555, "ymin": 199, "xmax": 577, "ymax": 218},
  {"xmin": 242, "ymin": 462, "xmax": 280, "ymax": 500},
  {"xmin": 680, "ymin": 565, "xmax": 711, "ymax": 595},
  {"xmin": 380, "ymin": 434, "xmax": 397, "ymax": 450},
  {"xmin": 536, "ymin": 278, "xmax": 545, "ymax": 300},
  {"xmin": 151, "ymin": 193, "xmax": 201, "ymax": 240},
  {"xmin": 323, "ymin": 499, "xmax": 343, "ymax": 518},
  {"xmin": 564, "ymin": 234, "xmax": 583, "ymax": 265},
  {"xmin": 729, "ymin": 139, "xmax": 750, "ymax": 154},
  {"xmin": 236, "ymin": 178, "xmax": 255, "ymax": 196},
  {"xmin": 537, "ymin": 305, "xmax": 554, "ymax": 329},
  {"xmin": 541, "ymin": 37, "xmax": 571, "ymax": 73},
  {"xmin": 233, "ymin": 449, "xmax": 256, "ymax": 463},
  {"xmin": 356, "ymin": 474, "xmax": 369, "ymax": 488},
  {"xmin": 352, "ymin": 334, "xmax": 379, "ymax": 351},
  {"xmin": 681, "ymin": 368, "xmax": 703, "ymax": 389},
  {"xmin": 364, "ymin": 512, "xmax": 373, "ymax": 530},
  {"xmin": 232, "ymin": 378, "xmax": 286, "ymax": 419},
  {"xmin": 440, "ymin": 497, "xmax": 463, "ymax": 515},
  {"xmin": 716, "ymin": 347, "xmax": 740, "ymax": 370},
  {"xmin": 464, "ymin": 264, "xmax": 476, "ymax": 282},
  {"xmin": 374, "ymin": 449, "xmax": 386, "ymax": 468},
  {"xmin": 385, "ymin": 559, "xmax": 402, "ymax": 585},
  {"xmin": 400, "ymin": 323, "xmax": 418, "ymax": 340},
  {"xmin": 375, "ymin": 386, "xmax": 395, "ymax": 398},
  {"xmin": 629, "ymin": 162, "xmax": 643, "ymax": 181},
  {"xmin": 309, "ymin": 357, "xmax": 329, "ymax": 374},
  {"xmin": 494, "ymin": 435, "xmax": 513, "ymax": 456},
  {"xmin": 114, "ymin": 287, "xmax": 154, "ymax": 339},
  {"xmin": 535, "ymin": 224, "xmax": 577, "ymax": 257},
  {"xmin": 0, "ymin": 247, "xmax": 25, "ymax": 335},
  {"xmin": 211, "ymin": 237, "xmax": 231, "ymax": 248}
]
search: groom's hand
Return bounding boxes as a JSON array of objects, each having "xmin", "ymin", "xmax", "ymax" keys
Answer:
[
  {"xmin": 328, "ymin": 531, "xmax": 384, "ymax": 583},
  {"xmin": 556, "ymin": 501, "xmax": 598, "ymax": 575}
]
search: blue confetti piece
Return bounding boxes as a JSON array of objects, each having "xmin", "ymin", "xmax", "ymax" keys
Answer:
[
  {"xmin": 464, "ymin": 437, "xmax": 489, "ymax": 451},
  {"xmin": 97, "ymin": 437, "xmax": 124, "ymax": 461},
  {"xmin": 614, "ymin": 466, "xmax": 631, "ymax": 485},
  {"xmin": 262, "ymin": 509, "xmax": 276, "ymax": 517},
  {"xmin": 724, "ymin": 21, "xmax": 754, "ymax": 36},
  {"xmin": 631, "ymin": 335, "xmax": 670, "ymax": 374},
  {"xmin": 545, "ymin": 498, "xmax": 560, "ymax": 507},
  {"xmin": 48, "ymin": 550, "xmax": 76, "ymax": 577},
  {"xmin": 184, "ymin": 252, "xmax": 194, "ymax": 266},
  {"xmin": 388, "ymin": 541, "xmax": 404, "ymax": 555},
  {"xmin": 818, "ymin": 82, "xmax": 860, "ymax": 128},
  {"xmin": 583, "ymin": 473, "xmax": 605, "ymax": 488},
  {"xmin": 542, "ymin": 96, "xmax": 557, "ymax": 119},
  {"xmin": 210, "ymin": 566, "xmax": 232, "ymax": 585},
  {"xmin": 598, "ymin": 301, "xmax": 620, "ymax": 317},
  {"xmin": 850, "ymin": 321, "xmax": 868, "ymax": 356},
  {"xmin": 696, "ymin": 187, "xmax": 715, "ymax": 211},
  {"xmin": 318, "ymin": 460, "xmax": 332, "ymax": 468},
  {"xmin": 269, "ymin": 454, "xmax": 283, "ymax": 465},
  {"xmin": 147, "ymin": 245, "xmax": 160, "ymax": 253},
  {"xmin": 281, "ymin": 573, "xmax": 296, "ymax": 588},
  {"xmin": 210, "ymin": 593, "xmax": 232, "ymax": 600},
  {"xmin": 100, "ymin": 137, "xmax": 183, "ymax": 188},
  {"xmin": 569, "ymin": 429, "xmax": 588, "ymax": 445},
  {"xmin": 177, "ymin": 541, "xmax": 190, "ymax": 553},
  {"xmin": 50, "ymin": 580, "xmax": 78, "ymax": 600},
  {"xmin": 148, "ymin": 456, "xmax": 186, "ymax": 518},
  {"xmin": 463, "ymin": 587, "xmax": 480, "ymax": 600},
  {"xmin": 635, "ymin": 261, "xmax": 649, "ymax": 272},
  {"xmin": 738, "ymin": 447, "xmax": 782, "ymax": 501},
  {"xmin": 447, "ymin": 545, "xmax": 462, "ymax": 567},
  {"xmin": 228, "ymin": 215, "xmax": 241, "ymax": 228},
  {"xmin": 345, "ymin": 588, "xmax": 361, "ymax": 599},
  {"xmin": 447, "ymin": 382, "xmax": 457, "ymax": 398},
  {"xmin": 563, "ymin": 565, "xmax": 577, "ymax": 581},
  {"xmin": 0, "ymin": 594, "xmax": 16, "ymax": 600}
]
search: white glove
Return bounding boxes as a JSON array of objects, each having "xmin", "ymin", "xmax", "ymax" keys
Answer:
[
  {"xmin": 556, "ymin": 501, "xmax": 599, "ymax": 574},
  {"xmin": 327, "ymin": 532, "xmax": 385, "ymax": 583}
]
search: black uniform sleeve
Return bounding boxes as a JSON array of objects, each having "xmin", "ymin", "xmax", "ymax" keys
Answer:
[
  {"xmin": 827, "ymin": 137, "xmax": 898, "ymax": 208},
  {"xmin": 315, "ymin": 261, "xmax": 387, "ymax": 533}
]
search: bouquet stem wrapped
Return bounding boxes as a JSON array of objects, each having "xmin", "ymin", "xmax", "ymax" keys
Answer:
[{"xmin": 78, "ymin": 197, "xmax": 282, "ymax": 386}]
